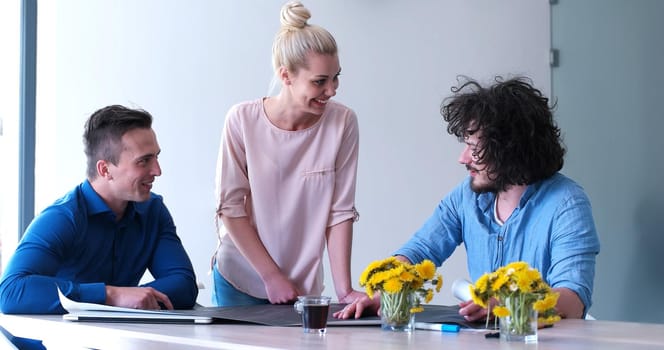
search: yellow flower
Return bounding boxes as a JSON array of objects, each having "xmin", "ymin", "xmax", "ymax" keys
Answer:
[
  {"xmin": 410, "ymin": 306, "xmax": 424, "ymax": 313},
  {"xmin": 506, "ymin": 261, "xmax": 528, "ymax": 272},
  {"xmin": 492, "ymin": 273, "xmax": 509, "ymax": 292},
  {"xmin": 365, "ymin": 285, "xmax": 374, "ymax": 298},
  {"xmin": 475, "ymin": 274, "xmax": 489, "ymax": 293},
  {"xmin": 515, "ymin": 272, "xmax": 532, "ymax": 293},
  {"xmin": 470, "ymin": 261, "xmax": 561, "ymax": 328},
  {"xmin": 359, "ymin": 261, "xmax": 380, "ymax": 285},
  {"xmin": 400, "ymin": 270, "xmax": 415, "ymax": 282},
  {"xmin": 525, "ymin": 268, "xmax": 541, "ymax": 281},
  {"xmin": 370, "ymin": 271, "xmax": 389, "ymax": 286},
  {"xmin": 470, "ymin": 285, "xmax": 488, "ymax": 308},
  {"xmin": 493, "ymin": 306, "xmax": 511, "ymax": 318},
  {"xmin": 383, "ymin": 278, "xmax": 403, "ymax": 294},
  {"xmin": 359, "ymin": 257, "xmax": 443, "ymax": 316},
  {"xmin": 533, "ymin": 292, "xmax": 559, "ymax": 312},
  {"xmin": 415, "ymin": 260, "xmax": 436, "ymax": 280},
  {"xmin": 539, "ymin": 314, "xmax": 561, "ymax": 325},
  {"xmin": 424, "ymin": 289, "xmax": 433, "ymax": 303},
  {"xmin": 390, "ymin": 264, "xmax": 405, "ymax": 278},
  {"xmin": 411, "ymin": 279, "xmax": 424, "ymax": 290}
]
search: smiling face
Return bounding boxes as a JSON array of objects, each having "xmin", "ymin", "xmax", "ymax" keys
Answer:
[
  {"xmin": 283, "ymin": 51, "xmax": 340, "ymax": 117},
  {"xmin": 97, "ymin": 128, "xmax": 162, "ymax": 216}
]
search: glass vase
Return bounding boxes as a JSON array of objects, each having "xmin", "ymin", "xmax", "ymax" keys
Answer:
[
  {"xmin": 499, "ymin": 295, "xmax": 538, "ymax": 343},
  {"xmin": 380, "ymin": 290, "xmax": 415, "ymax": 332}
]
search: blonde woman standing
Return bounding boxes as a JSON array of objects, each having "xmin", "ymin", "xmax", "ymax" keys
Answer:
[{"xmin": 212, "ymin": 1, "xmax": 364, "ymax": 307}]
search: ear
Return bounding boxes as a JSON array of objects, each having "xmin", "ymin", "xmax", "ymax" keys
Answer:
[
  {"xmin": 279, "ymin": 66, "xmax": 292, "ymax": 85},
  {"xmin": 96, "ymin": 160, "xmax": 113, "ymax": 180}
]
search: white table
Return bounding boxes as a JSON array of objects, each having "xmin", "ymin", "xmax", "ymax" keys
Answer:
[{"xmin": 2, "ymin": 313, "xmax": 664, "ymax": 350}]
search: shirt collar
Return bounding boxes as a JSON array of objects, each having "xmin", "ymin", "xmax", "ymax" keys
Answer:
[
  {"xmin": 519, "ymin": 182, "xmax": 538, "ymax": 206},
  {"xmin": 81, "ymin": 180, "xmax": 137, "ymax": 221},
  {"xmin": 477, "ymin": 189, "xmax": 496, "ymax": 213}
]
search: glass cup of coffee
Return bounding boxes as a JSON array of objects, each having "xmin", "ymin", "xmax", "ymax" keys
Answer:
[{"xmin": 294, "ymin": 295, "xmax": 332, "ymax": 334}]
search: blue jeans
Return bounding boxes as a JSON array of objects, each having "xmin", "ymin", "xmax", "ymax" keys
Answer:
[{"xmin": 211, "ymin": 264, "xmax": 269, "ymax": 307}]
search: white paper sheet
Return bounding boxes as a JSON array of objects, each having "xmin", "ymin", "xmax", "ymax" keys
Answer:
[{"xmin": 58, "ymin": 287, "xmax": 166, "ymax": 314}]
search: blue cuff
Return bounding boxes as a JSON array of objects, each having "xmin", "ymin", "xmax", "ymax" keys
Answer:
[{"xmin": 78, "ymin": 282, "xmax": 107, "ymax": 304}]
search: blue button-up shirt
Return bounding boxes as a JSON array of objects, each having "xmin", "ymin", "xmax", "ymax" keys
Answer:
[
  {"xmin": 395, "ymin": 173, "xmax": 600, "ymax": 312},
  {"xmin": 0, "ymin": 180, "xmax": 198, "ymax": 314}
]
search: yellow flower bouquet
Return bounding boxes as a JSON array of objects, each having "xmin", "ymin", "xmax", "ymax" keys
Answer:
[
  {"xmin": 469, "ymin": 261, "xmax": 561, "ymax": 342},
  {"xmin": 359, "ymin": 257, "xmax": 443, "ymax": 331}
]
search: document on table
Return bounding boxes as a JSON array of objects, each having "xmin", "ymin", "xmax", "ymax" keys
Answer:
[{"xmin": 58, "ymin": 288, "xmax": 214, "ymax": 324}]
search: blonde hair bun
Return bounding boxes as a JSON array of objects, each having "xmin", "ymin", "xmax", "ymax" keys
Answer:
[{"xmin": 280, "ymin": 1, "xmax": 311, "ymax": 29}]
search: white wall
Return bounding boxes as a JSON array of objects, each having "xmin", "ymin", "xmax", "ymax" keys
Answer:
[{"xmin": 32, "ymin": 0, "xmax": 550, "ymax": 306}]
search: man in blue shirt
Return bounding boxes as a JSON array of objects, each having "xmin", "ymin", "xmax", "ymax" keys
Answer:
[
  {"xmin": 336, "ymin": 76, "xmax": 600, "ymax": 321},
  {"xmin": 0, "ymin": 105, "xmax": 198, "ymax": 314}
]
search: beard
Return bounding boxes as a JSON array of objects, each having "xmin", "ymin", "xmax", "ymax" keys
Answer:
[{"xmin": 469, "ymin": 174, "xmax": 498, "ymax": 194}]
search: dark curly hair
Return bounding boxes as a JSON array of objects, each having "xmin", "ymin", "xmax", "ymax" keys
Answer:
[
  {"xmin": 83, "ymin": 105, "xmax": 153, "ymax": 179},
  {"xmin": 441, "ymin": 76, "xmax": 565, "ymax": 191}
]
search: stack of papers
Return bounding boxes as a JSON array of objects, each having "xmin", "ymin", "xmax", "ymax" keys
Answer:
[{"xmin": 58, "ymin": 289, "xmax": 213, "ymax": 324}]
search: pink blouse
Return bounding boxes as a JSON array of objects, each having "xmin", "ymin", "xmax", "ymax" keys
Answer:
[{"xmin": 214, "ymin": 98, "xmax": 359, "ymax": 299}]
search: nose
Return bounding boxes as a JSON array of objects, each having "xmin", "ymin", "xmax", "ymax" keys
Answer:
[
  {"xmin": 458, "ymin": 145, "xmax": 472, "ymax": 164},
  {"xmin": 326, "ymin": 80, "xmax": 338, "ymax": 97},
  {"xmin": 152, "ymin": 159, "xmax": 162, "ymax": 177}
]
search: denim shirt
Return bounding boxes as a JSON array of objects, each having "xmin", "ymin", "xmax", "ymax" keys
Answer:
[{"xmin": 395, "ymin": 173, "xmax": 600, "ymax": 312}]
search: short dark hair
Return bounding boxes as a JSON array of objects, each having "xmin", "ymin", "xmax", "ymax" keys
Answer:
[
  {"xmin": 83, "ymin": 105, "xmax": 153, "ymax": 179},
  {"xmin": 441, "ymin": 76, "xmax": 565, "ymax": 191}
]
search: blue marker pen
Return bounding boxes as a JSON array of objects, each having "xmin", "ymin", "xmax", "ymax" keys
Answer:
[{"xmin": 414, "ymin": 322, "xmax": 461, "ymax": 333}]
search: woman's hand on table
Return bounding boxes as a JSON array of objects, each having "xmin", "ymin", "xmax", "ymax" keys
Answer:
[{"xmin": 333, "ymin": 292, "xmax": 380, "ymax": 319}]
